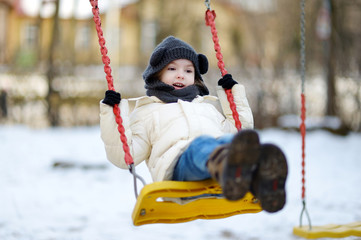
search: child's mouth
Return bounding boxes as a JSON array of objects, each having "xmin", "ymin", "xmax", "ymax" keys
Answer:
[{"xmin": 173, "ymin": 83, "xmax": 185, "ymax": 89}]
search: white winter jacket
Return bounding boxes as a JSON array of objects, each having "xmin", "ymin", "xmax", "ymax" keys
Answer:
[{"xmin": 100, "ymin": 84, "xmax": 254, "ymax": 182}]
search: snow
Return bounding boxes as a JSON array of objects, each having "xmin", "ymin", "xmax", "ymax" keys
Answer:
[{"xmin": 1, "ymin": 125, "xmax": 360, "ymax": 240}]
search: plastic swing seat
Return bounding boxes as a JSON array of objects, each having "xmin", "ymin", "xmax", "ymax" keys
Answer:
[
  {"xmin": 293, "ymin": 221, "xmax": 361, "ymax": 239},
  {"xmin": 132, "ymin": 179, "xmax": 262, "ymax": 226}
]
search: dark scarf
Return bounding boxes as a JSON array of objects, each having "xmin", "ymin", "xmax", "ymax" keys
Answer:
[{"xmin": 145, "ymin": 81, "xmax": 200, "ymax": 103}]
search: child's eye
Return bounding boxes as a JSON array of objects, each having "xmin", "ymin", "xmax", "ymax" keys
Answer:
[
  {"xmin": 168, "ymin": 67, "xmax": 176, "ymax": 71},
  {"xmin": 186, "ymin": 69, "xmax": 193, "ymax": 73}
]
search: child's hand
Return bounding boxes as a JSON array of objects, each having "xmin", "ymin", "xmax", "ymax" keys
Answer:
[
  {"xmin": 102, "ymin": 90, "xmax": 121, "ymax": 106},
  {"xmin": 218, "ymin": 74, "xmax": 238, "ymax": 89}
]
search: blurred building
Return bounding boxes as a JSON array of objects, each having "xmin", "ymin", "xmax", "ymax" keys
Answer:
[{"xmin": 0, "ymin": 0, "xmax": 282, "ymax": 71}]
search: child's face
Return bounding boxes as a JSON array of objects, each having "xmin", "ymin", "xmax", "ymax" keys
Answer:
[{"xmin": 159, "ymin": 59, "xmax": 195, "ymax": 89}]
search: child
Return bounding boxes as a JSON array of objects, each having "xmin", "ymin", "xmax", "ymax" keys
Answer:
[{"xmin": 100, "ymin": 36, "xmax": 288, "ymax": 213}]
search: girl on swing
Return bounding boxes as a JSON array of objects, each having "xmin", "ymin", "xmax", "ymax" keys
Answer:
[{"xmin": 100, "ymin": 36, "xmax": 288, "ymax": 213}]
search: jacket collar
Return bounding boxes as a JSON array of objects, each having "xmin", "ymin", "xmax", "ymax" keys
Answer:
[{"xmin": 129, "ymin": 95, "xmax": 218, "ymax": 108}]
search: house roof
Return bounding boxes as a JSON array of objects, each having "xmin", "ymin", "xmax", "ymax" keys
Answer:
[{"xmin": 0, "ymin": 0, "xmax": 25, "ymax": 15}]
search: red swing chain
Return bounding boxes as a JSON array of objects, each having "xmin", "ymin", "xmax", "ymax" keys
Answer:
[
  {"xmin": 204, "ymin": 4, "xmax": 242, "ymax": 130},
  {"xmin": 300, "ymin": 95, "xmax": 306, "ymax": 200},
  {"xmin": 89, "ymin": 0, "xmax": 133, "ymax": 167},
  {"xmin": 299, "ymin": 0, "xmax": 311, "ymax": 229}
]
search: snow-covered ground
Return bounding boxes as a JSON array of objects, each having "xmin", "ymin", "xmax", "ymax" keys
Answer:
[{"xmin": 1, "ymin": 125, "xmax": 360, "ymax": 240}]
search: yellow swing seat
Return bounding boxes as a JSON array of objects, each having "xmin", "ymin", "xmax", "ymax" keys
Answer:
[
  {"xmin": 132, "ymin": 179, "xmax": 262, "ymax": 226},
  {"xmin": 293, "ymin": 221, "xmax": 361, "ymax": 239}
]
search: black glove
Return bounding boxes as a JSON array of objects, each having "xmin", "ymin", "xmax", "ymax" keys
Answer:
[
  {"xmin": 102, "ymin": 90, "xmax": 121, "ymax": 106},
  {"xmin": 218, "ymin": 74, "xmax": 238, "ymax": 89}
]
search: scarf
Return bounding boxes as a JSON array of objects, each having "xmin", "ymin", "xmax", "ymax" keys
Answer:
[{"xmin": 145, "ymin": 81, "xmax": 200, "ymax": 103}]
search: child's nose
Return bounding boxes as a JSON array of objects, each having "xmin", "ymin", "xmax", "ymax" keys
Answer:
[{"xmin": 176, "ymin": 71, "xmax": 184, "ymax": 79}]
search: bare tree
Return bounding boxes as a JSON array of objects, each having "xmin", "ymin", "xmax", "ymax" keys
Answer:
[{"xmin": 46, "ymin": 0, "xmax": 60, "ymax": 126}]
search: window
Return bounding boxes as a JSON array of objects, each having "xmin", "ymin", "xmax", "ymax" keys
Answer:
[
  {"xmin": 23, "ymin": 23, "xmax": 38, "ymax": 49},
  {"xmin": 75, "ymin": 24, "xmax": 91, "ymax": 49},
  {"xmin": 141, "ymin": 21, "xmax": 157, "ymax": 54}
]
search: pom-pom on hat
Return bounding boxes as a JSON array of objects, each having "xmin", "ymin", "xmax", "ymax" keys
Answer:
[{"xmin": 143, "ymin": 36, "xmax": 209, "ymax": 95}]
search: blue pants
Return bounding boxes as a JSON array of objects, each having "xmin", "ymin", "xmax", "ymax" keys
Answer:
[{"xmin": 172, "ymin": 134, "xmax": 234, "ymax": 181}]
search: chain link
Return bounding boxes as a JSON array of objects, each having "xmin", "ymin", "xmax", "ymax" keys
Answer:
[{"xmin": 204, "ymin": 0, "xmax": 211, "ymax": 10}]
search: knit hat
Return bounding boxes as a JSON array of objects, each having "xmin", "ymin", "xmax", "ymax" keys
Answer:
[{"xmin": 143, "ymin": 36, "xmax": 209, "ymax": 95}]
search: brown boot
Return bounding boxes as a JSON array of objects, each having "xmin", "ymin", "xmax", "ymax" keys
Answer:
[
  {"xmin": 207, "ymin": 130, "xmax": 261, "ymax": 201},
  {"xmin": 207, "ymin": 144, "xmax": 230, "ymax": 184},
  {"xmin": 251, "ymin": 144, "xmax": 288, "ymax": 213}
]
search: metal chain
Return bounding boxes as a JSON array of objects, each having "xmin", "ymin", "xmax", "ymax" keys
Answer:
[
  {"xmin": 300, "ymin": 0, "xmax": 306, "ymax": 94},
  {"xmin": 204, "ymin": 0, "xmax": 211, "ymax": 10}
]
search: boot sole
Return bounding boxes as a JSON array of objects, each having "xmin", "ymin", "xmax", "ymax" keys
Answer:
[
  {"xmin": 222, "ymin": 130, "xmax": 260, "ymax": 201},
  {"xmin": 255, "ymin": 144, "xmax": 288, "ymax": 213}
]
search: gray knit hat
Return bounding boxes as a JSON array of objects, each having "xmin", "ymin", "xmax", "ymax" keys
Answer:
[{"xmin": 143, "ymin": 36, "xmax": 209, "ymax": 95}]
